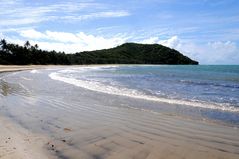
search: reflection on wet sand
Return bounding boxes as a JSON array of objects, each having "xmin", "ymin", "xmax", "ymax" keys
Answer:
[
  {"xmin": 0, "ymin": 79, "xmax": 28, "ymax": 96},
  {"xmin": 0, "ymin": 80, "xmax": 16, "ymax": 96}
]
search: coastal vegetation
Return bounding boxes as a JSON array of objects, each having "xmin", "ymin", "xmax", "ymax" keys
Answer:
[{"xmin": 0, "ymin": 39, "xmax": 198, "ymax": 65}]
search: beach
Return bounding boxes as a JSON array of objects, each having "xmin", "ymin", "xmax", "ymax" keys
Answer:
[{"xmin": 0, "ymin": 65, "xmax": 239, "ymax": 159}]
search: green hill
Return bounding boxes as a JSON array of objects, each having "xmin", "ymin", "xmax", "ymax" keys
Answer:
[
  {"xmin": 0, "ymin": 39, "xmax": 198, "ymax": 65},
  {"xmin": 72, "ymin": 43, "xmax": 198, "ymax": 65}
]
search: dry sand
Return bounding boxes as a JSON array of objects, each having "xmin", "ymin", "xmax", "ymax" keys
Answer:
[
  {"xmin": 0, "ymin": 64, "xmax": 121, "ymax": 73},
  {"xmin": 0, "ymin": 65, "xmax": 35, "ymax": 72},
  {"xmin": 1, "ymin": 65, "xmax": 239, "ymax": 159},
  {"xmin": 0, "ymin": 65, "xmax": 58, "ymax": 73}
]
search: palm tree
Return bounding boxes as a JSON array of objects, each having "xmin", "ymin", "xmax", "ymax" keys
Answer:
[
  {"xmin": 34, "ymin": 44, "xmax": 39, "ymax": 50},
  {"xmin": 24, "ymin": 41, "xmax": 31, "ymax": 49},
  {"xmin": 0, "ymin": 39, "xmax": 7, "ymax": 51}
]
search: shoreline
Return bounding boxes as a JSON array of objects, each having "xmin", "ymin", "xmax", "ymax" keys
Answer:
[
  {"xmin": 0, "ymin": 64, "xmax": 122, "ymax": 73},
  {"xmin": 0, "ymin": 65, "xmax": 51, "ymax": 73},
  {"xmin": 1, "ymin": 66, "xmax": 239, "ymax": 159}
]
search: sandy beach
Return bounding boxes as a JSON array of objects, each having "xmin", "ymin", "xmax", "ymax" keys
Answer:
[
  {"xmin": 0, "ymin": 65, "xmax": 55, "ymax": 75},
  {"xmin": 0, "ymin": 65, "xmax": 65, "ymax": 73},
  {"xmin": 0, "ymin": 66, "xmax": 239, "ymax": 159}
]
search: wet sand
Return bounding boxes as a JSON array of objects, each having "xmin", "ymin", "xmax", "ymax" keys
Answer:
[
  {"xmin": 0, "ymin": 66, "xmax": 53, "ymax": 159},
  {"xmin": 0, "ymin": 66, "xmax": 239, "ymax": 159},
  {"xmin": 0, "ymin": 116, "xmax": 51, "ymax": 159}
]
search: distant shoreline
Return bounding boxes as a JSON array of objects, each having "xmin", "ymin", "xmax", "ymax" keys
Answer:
[
  {"xmin": 0, "ymin": 64, "xmax": 199, "ymax": 73},
  {"xmin": 0, "ymin": 65, "xmax": 47, "ymax": 73}
]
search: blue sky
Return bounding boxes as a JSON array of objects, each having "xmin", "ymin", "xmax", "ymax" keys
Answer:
[{"xmin": 0, "ymin": 0, "xmax": 239, "ymax": 64}]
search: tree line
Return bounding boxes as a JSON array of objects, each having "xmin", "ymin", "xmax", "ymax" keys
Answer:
[
  {"xmin": 0, "ymin": 39, "xmax": 70, "ymax": 65},
  {"xmin": 0, "ymin": 39, "xmax": 198, "ymax": 65}
]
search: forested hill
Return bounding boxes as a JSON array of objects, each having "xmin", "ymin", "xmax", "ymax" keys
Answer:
[
  {"xmin": 73, "ymin": 43, "xmax": 198, "ymax": 64},
  {"xmin": 0, "ymin": 39, "xmax": 198, "ymax": 65}
]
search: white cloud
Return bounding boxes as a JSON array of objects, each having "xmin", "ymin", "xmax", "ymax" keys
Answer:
[
  {"xmin": 140, "ymin": 36, "xmax": 181, "ymax": 49},
  {"xmin": 94, "ymin": 11, "xmax": 130, "ymax": 17},
  {"xmin": 0, "ymin": 32, "xmax": 3, "ymax": 39},
  {"xmin": 16, "ymin": 29, "xmax": 128, "ymax": 52},
  {"xmin": 204, "ymin": 41, "xmax": 239, "ymax": 64},
  {"xmin": 0, "ymin": 0, "xmax": 19, "ymax": 5},
  {"xmin": 45, "ymin": 31, "xmax": 80, "ymax": 43},
  {"xmin": 0, "ymin": 18, "xmax": 48, "ymax": 26},
  {"xmin": 60, "ymin": 11, "xmax": 130, "ymax": 21},
  {"xmin": 0, "ymin": 1, "xmax": 130, "ymax": 27},
  {"xmin": 159, "ymin": 36, "xmax": 181, "ymax": 48},
  {"xmin": 208, "ymin": 41, "xmax": 236, "ymax": 52},
  {"xmin": 140, "ymin": 35, "xmax": 239, "ymax": 64},
  {"xmin": 8, "ymin": 30, "xmax": 239, "ymax": 64},
  {"xmin": 20, "ymin": 29, "xmax": 46, "ymax": 39},
  {"xmin": 166, "ymin": 37, "xmax": 239, "ymax": 64},
  {"xmin": 140, "ymin": 37, "xmax": 159, "ymax": 44}
]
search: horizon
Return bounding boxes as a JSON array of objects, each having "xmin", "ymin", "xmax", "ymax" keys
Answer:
[{"xmin": 0, "ymin": 0, "xmax": 239, "ymax": 64}]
